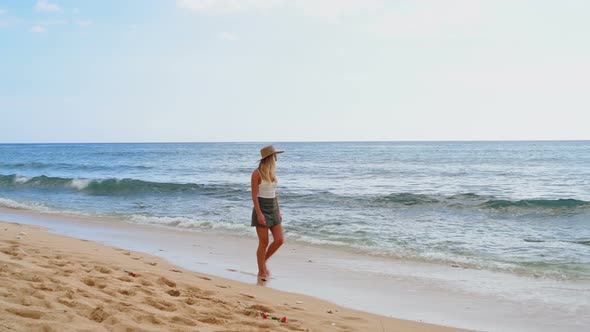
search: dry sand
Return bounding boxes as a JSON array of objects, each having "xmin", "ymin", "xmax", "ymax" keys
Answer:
[{"xmin": 0, "ymin": 221, "xmax": 470, "ymax": 332}]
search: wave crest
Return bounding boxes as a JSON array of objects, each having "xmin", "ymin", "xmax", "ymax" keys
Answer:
[
  {"xmin": 377, "ymin": 193, "xmax": 440, "ymax": 205},
  {"xmin": 482, "ymin": 198, "xmax": 590, "ymax": 209},
  {"xmin": 370, "ymin": 192, "xmax": 589, "ymax": 211},
  {"xmin": 0, "ymin": 174, "xmax": 205, "ymax": 196}
]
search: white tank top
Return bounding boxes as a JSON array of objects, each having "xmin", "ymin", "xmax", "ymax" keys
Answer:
[{"xmin": 258, "ymin": 178, "xmax": 277, "ymax": 199}]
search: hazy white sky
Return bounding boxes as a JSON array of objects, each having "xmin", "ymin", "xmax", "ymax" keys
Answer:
[{"xmin": 1, "ymin": 0, "xmax": 589, "ymax": 142}]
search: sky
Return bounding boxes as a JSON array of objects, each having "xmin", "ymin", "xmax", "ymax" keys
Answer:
[{"xmin": 0, "ymin": 0, "xmax": 589, "ymax": 143}]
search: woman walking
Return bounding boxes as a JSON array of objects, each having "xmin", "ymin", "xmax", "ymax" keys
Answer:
[{"xmin": 251, "ymin": 145, "xmax": 284, "ymax": 280}]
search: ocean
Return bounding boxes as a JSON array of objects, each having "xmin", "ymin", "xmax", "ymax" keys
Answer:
[{"xmin": 1, "ymin": 141, "xmax": 589, "ymax": 282}]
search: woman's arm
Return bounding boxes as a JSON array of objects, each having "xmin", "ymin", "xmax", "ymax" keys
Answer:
[{"xmin": 251, "ymin": 170, "xmax": 266, "ymax": 225}]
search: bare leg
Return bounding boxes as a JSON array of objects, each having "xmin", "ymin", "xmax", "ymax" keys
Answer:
[
  {"xmin": 255, "ymin": 226, "xmax": 270, "ymax": 278},
  {"xmin": 264, "ymin": 224, "xmax": 284, "ymax": 276}
]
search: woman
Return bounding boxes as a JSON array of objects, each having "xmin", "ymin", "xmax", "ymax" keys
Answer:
[{"xmin": 251, "ymin": 145, "xmax": 284, "ymax": 280}]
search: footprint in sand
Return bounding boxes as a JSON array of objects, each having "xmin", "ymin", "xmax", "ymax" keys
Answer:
[
  {"xmin": 171, "ymin": 315, "xmax": 196, "ymax": 326},
  {"xmin": 117, "ymin": 288, "xmax": 137, "ymax": 296},
  {"xmin": 5, "ymin": 308, "xmax": 44, "ymax": 319},
  {"xmin": 89, "ymin": 305, "xmax": 108, "ymax": 323},
  {"xmin": 144, "ymin": 297, "xmax": 177, "ymax": 312},
  {"xmin": 135, "ymin": 313, "xmax": 163, "ymax": 325},
  {"xmin": 81, "ymin": 278, "xmax": 95, "ymax": 286},
  {"xmin": 140, "ymin": 279, "xmax": 153, "ymax": 287},
  {"xmin": 51, "ymin": 260, "xmax": 69, "ymax": 267},
  {"xmin": 57, "ymin": 298, "xmax": 78, "ymax": 308},
  {"xmin": 95, "ymin": 265, "xmax": 112, "ymax": 274},
  {"xmin": 0, "ymin": 246, "xmax": 25, "ymax": 260},
  {"xmin": 117, "ymin": 276, "xmax": 133, "ymax": 283},
  {"xmin": 240, "ymin": 293, "xmax": 255, "ymax": 299},
  {"xmin": 31, "ymin": 282, "xmax": 55, "ymax": 292},
  {"xmin": 250, "ymin": 304, "xmax": 273, "ymax": 313},
  {"xmin": 197, "ymin": 316, "xmax": 225, "ymax": 325},
  {"xmin": 157, "ymin": 277, "xmax": 176, "ymax": 288}
]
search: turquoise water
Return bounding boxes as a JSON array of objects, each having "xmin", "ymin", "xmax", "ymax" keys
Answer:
[{"xmin": 1, "ymin": 141, "xmax": 589, "ymax": 280}]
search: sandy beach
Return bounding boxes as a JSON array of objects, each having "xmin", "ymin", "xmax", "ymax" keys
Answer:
[{"xmin": 0, "ymin": 220, "xmax": 470, "ymax": 332}]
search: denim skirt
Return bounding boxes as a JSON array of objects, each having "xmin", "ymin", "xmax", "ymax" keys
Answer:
[{"xmin": 251, "ymin": 197, "xmax": 281, "ymax": 228}]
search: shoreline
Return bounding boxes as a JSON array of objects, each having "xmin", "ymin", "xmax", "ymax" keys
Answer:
[
  {"xmin": 0, "ymin": 220, "xmax": 468, "ymax": 332},
  {"xmin": 1, "ymin": 207, "xmax": 588, "ymax": 331}
]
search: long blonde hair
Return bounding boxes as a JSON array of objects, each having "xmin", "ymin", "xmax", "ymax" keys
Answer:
[{"xmin": 258, "ymin": 156, "xmax": 277, "ymax": 183}]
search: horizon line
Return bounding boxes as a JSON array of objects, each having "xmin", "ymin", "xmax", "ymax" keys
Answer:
[{"xmin": 0, "ymin": 139, "xmax": 589, "ymax": 145}]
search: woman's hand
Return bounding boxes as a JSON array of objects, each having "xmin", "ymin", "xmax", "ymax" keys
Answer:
[
  {"xmin": 279, "ymin": 212, "xmax": 282, "ymax": 222},
  {"xmin": 257, "ymin": 213, "xmax": 266, "ymax": 225}
]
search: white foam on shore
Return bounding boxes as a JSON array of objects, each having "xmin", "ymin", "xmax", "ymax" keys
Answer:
[
  {"xmin": 0, "ymin": 197, "xmax": 31, "ymax": 210},
  {"xmin": 0, "ymin": 197, "xmax": 52, "ymax": 212},
  {"xmin": 0, "ymin": 197, "xmax": 95, "ymax": 218},
  {"xmin": 128, "ymin": 214, "xmax": 252, "ymax": 234},
  {"xmin": 290, "ymin": 234, "xmax": 351, "ymax": 247}
]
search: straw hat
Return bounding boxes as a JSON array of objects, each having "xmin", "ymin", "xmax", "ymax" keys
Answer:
[{"xmin": 258, "ymin": 145, "xmax": 284, "ymax": 161}]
